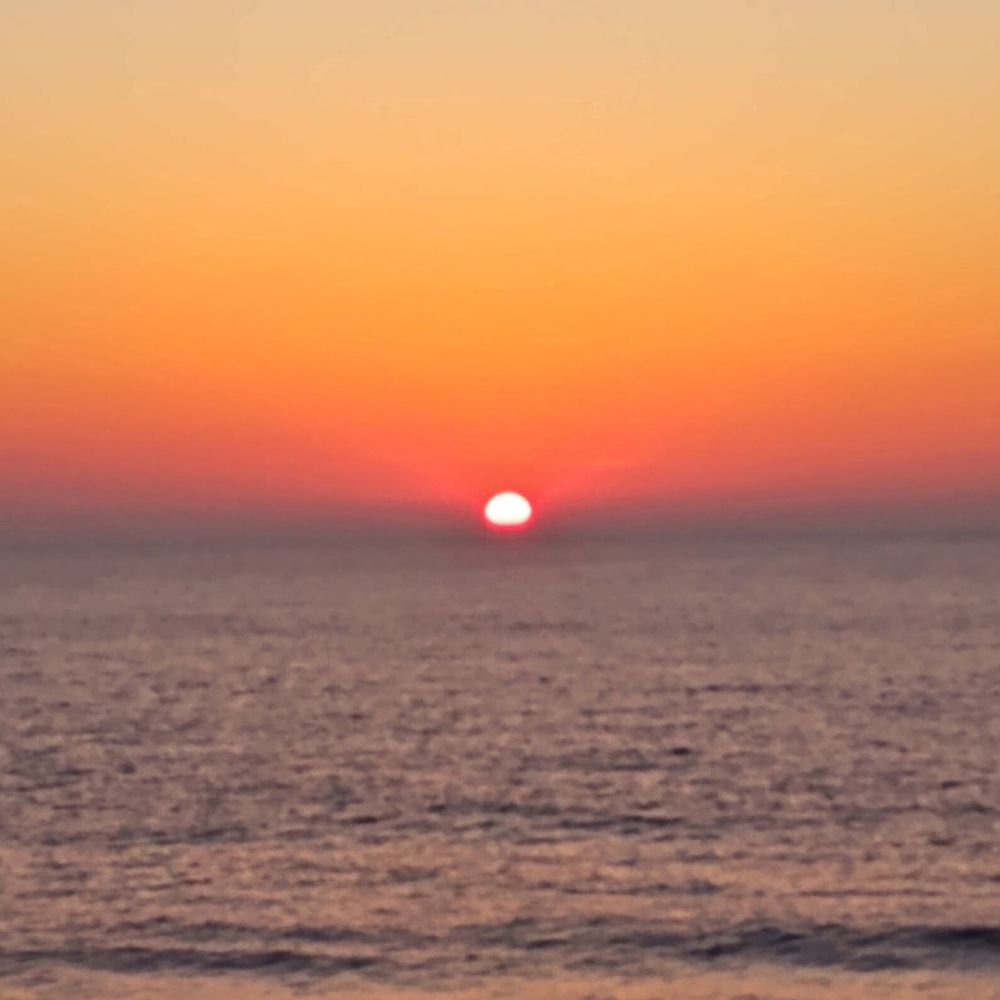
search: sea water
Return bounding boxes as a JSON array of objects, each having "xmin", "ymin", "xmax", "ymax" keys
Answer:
[{"xmin": 2, "ymin": 531, "xmax": 999, "ymax": 999}]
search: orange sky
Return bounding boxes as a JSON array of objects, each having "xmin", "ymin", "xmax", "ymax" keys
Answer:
[{"xmin": 3, "ymin": 1, "xmax": 999, "ymax": 528}]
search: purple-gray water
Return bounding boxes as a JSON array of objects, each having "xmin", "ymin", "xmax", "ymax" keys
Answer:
[{"xmin": 2, "ymin": 532, "xmax": 999, "ymax": 999}]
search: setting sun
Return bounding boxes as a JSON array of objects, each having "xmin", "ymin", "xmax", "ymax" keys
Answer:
[{"xmin": 484, "ymin": 492, "xmax": 533, "ymax": 529}]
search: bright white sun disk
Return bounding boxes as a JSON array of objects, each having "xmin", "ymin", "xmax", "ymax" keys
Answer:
[{"xmin": 484, "ymin": 492, "xmax": 533, "ymax": 528}]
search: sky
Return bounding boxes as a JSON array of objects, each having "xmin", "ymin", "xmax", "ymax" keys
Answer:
[{"xmin": 3, "ymin": 1, "xmax": 999, "ymax": 530}]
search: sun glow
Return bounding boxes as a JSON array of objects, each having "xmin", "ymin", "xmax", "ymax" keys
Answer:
[{"xmin": 484, "ymin": 492, "xmax": 533, "ymax": 529}]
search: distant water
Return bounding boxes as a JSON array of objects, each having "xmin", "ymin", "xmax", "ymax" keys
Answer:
[{"xmin": 2, "ymin": 531, "xmax": 1000, "ymax": 999}]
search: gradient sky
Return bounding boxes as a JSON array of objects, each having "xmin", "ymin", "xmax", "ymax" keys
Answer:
[{"xmin": 3, "ymin": 1, "xmax": 999, "ymax": 527}]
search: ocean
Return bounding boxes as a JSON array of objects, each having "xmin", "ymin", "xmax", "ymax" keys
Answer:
[{"xmin": 2, "ymin": 530, "xmax": 999, "ymax": 999}]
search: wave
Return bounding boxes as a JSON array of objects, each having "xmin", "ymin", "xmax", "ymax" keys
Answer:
[
  {"xmin": 0, "ymin": 946, "xmax": 374, "ymax": 977},
  {"xmin": 4, "ymin": 921, "xmax": 999, "ymax": 981}
]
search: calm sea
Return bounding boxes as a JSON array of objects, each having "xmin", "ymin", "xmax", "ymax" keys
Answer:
[{"xmin": 2, "ymin": 531, "xmax": 999, "ymax": 999}]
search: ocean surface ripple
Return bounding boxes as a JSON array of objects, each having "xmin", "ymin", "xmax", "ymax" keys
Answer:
[{"xmin": 1, "ymin": 533, "xmax": 999, "ymax": 998}]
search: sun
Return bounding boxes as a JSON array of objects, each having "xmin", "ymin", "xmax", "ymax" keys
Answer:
[{"xmin": 484, "ymin": 492, "xmax": 533, "ymax": 529}]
